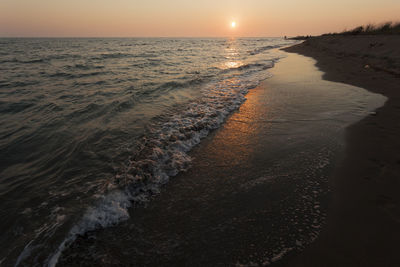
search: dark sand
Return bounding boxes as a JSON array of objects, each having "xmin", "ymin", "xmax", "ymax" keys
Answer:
[{"xmin": 282, "ymin": 36, "xmax": 400, "ymax": 266}]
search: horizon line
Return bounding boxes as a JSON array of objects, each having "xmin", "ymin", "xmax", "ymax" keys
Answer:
[{"xmin": 0, "ymin": 35, "xmax": 285, "ymax": 39}]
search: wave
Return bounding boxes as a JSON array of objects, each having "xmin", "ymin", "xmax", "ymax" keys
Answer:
[
  {"xmin": 249, "ymin": 44, "xmax": 282, "ymax": 55},
  {"xmin": 65, "ymin": 64, "xmax": 105, "ymax": 71},
  {"xmin": 0, "ymin": 58, "xmax": 45, "ymax": 64},
  {"xmin": 158, "ymin": 77, "xmax": 205, "ymax": 89},
  {"xmin": 0, "ymin": 80, "xmax": 40, "ymax": 88},
  {"xmin": 21, "ymin": 59, "xmax": 45, "ymax": 64},
  {"xmin": 237, "ymin": 62, "xmax": 274, "ymax": 70},
  {"xmin": 44, "ymin": 66, "xmax": 272, "ymax": 267},
  {"xmin": 8, "ymin": 38, "xmax": 292, "ymax": 266},
  {"xmin": 0, "ymin": 55, "xmax": 82, "ymax": 64},
  {"xmin": 131, "ymin": 76, "xmax": 209, "ymax": 99},
  {"xmin": 45, "ymin": 54, "xmax": 83, "ymax": 61},
  {"xmin": 0, "ymin": 101, "xmax": 35, "ymax": 114},
  {"xmin": 220, "ymin": 61, "xmax": 275, "ymax": 74},
  {"xmin": 131, "ymin": 61, "xmax": 162, "ymax": 68},
  {"xmin": 47, "ymin": 71, "xmax": 107, "ymax": 79},
  {"xmin": 96, "ymin": 53, "xmax": 132, "ymax": 59},
  {"xmin": 93, "ymin": 52, "xmax": 158, "ymax": 60}
]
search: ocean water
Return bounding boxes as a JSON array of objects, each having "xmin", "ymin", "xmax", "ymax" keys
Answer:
[{"xmin": 0, "ymin": 38, "xmax": 296, "ymax": 266}]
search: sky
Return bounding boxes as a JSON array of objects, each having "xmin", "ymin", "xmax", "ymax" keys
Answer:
[{"xmin": 1, "ymin": 0, "xmax": 399, "ymax": 37}]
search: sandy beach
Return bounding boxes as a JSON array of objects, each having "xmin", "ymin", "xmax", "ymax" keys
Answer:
[
  {"xmin": 3, "ymin": 37, "xmax": 397, "ymax": 266},
  {"xmin": 3, "ymin": 0, "xmax": 400, "ymax": 265},
  {"xmin": 56, "ymin": 50, "xmax": 385, "ymax": 266},
  {"xmin": 282, "ymin": 36, "xmax": 400, "ymax": 266}
]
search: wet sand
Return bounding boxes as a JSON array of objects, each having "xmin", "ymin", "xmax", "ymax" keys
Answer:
[
  {"xmin": 282, "ymin": 36, "xmax": 400, "ymax": 266},
  {"xmin": 58, "ymin": 51, "xmax": 385, "ymax": 266}
]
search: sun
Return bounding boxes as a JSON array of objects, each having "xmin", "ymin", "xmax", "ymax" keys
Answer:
[{"xmin": 231, "ymin": 21, "xmax": 237, "ymax": 28}]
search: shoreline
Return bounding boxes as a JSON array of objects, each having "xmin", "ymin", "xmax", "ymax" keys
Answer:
[
  {"xmin": 57, "ymin": 51, "xmax": 384, "ymax": 266},
  {"xmin": 281, "ymin": 36, "xmax": 400, "ymax": 266}
]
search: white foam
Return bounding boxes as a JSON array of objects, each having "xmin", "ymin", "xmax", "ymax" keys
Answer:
[
  {"xmin": 45, "ymin": 56, "xmax": 281, "ymax": 266},
  {"xmin": 270, "ymin": 247, "xmax": 293, "ymax": 262}
]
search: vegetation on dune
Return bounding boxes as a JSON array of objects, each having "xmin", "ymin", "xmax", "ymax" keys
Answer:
[
  {"xmin": 286, "ymin": 22, "xmax": 400, "ymax": 40},
  {"xmin": 335, "ymin": 22, "xmax": 400, "ymax": 35}
]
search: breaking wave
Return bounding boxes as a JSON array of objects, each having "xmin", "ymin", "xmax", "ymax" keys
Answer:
[
  {"xmin": 45, "ymin": 65, "xmax": 275, "ymax": 267},
  {"xmin": 1, "ymin": 37, "xmax": 296, "ymax": 266}
]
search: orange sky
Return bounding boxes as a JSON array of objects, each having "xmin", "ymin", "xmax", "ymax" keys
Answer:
[{"xmin": 1, "ymin": 0, "xmax": 399, "ymax": 37}]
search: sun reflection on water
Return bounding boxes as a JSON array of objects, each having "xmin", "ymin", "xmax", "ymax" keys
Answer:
[
  {"xmin": 224, "ymin": 61, "xmax": 243, "ymax": 69},
  {"xmin": 220, "ymin": 39, "xmax": 244, "ymax": 70}
]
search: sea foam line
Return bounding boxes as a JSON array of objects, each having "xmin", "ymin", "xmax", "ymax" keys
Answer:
[{"xmin": 43, "ymin": 60, "xmax": 278, "ymax": 266}]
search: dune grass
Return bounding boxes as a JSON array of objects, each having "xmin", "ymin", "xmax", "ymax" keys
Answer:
[
  {"xmin": 288, "ymin": 22, "xmax": 400, "ymax": 39},
  {"xmin": 339, "ymin": 22, "xmax": 400, "ymax": 35}
]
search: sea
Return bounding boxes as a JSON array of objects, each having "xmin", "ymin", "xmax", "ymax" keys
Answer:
[
  {"xmin": 0, "ymin": 38, "xmax": 385, "ymax": 266},
  {"xmin": 0, "ymin": 38, "xmax": 296, "ymax": 266}
]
